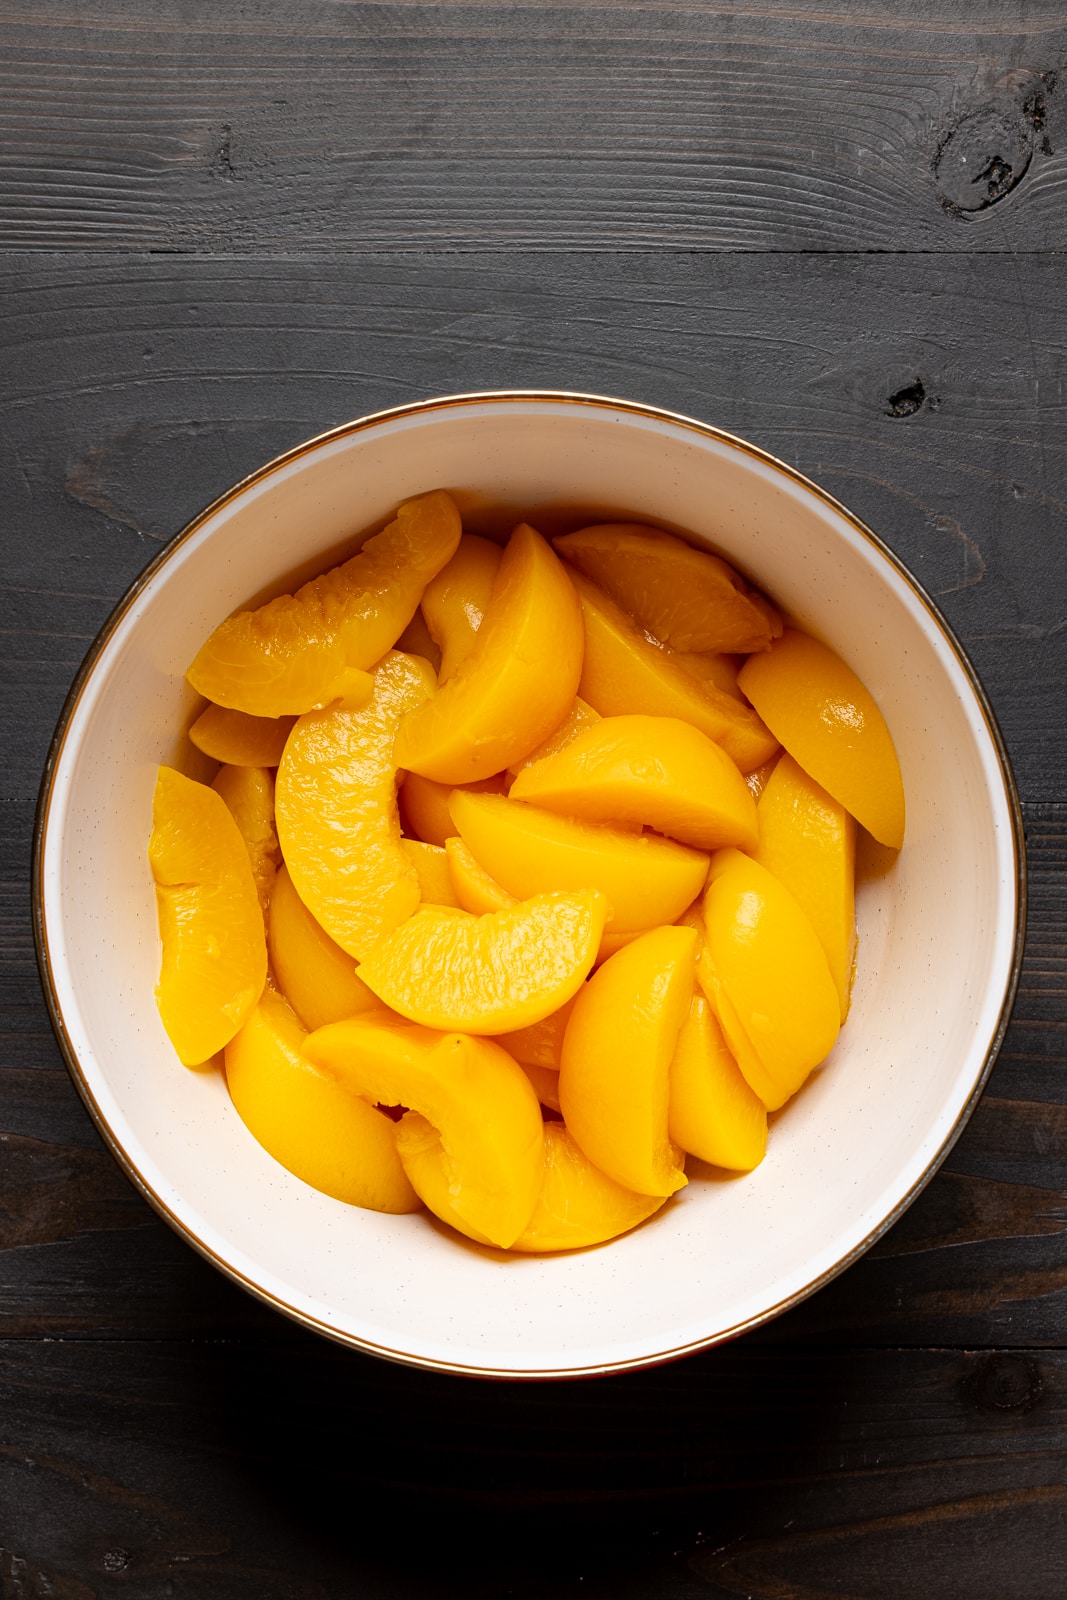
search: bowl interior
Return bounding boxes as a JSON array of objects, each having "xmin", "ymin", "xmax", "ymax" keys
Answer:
[{"xmin": 39, "ymin": 396, "xmax": 1020, "ymax": 1377}]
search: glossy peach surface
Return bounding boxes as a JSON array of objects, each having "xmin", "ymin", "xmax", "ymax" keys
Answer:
[
  {"xmin": 558, "ymin": 925, "xmax": 695, "ymax": 1196},
  {"xmin": 149, "ymin": 767, "xmax": 266, "ymax": 1066},
  {"xmin": 399, "ymin": 770, "xmax": 507, "ymax": 849},
  {"xmin": 510, "ymin": 1123, "xmax": 668, "ymax": 1253},
  {"xmin": 668, "ymin": 993, "xmax": 767, "ymax": 1171},
  {"xmin": 189, "ymin": 704, "xmax": 296, "ymax": 767},
  {"xmin": 267, "ymin": 865, "xmax": 380, "ymax": 1032},
  {"xmin": 738, "ymin": 628, "xmax": 906, "ymax": 850},
  {"xmin": 420, "ymin": 532, "xmax": 502, "ymax": 679},
  {"xmin": 394, "ymin": 523, "xmax": 583, "ymax": 783},
  {"xmin": 186, "ymin": 488, "xmax": 459, "ymax": 717},
  {"xmin": 226, "ymin": 988, "xmax": 417, "ymax": 1213},
  {"xmin": 211, "ymin": 763, "xmax": 280, "ymax": 912}
]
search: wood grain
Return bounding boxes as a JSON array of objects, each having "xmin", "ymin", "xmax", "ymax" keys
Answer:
[
  {"xmin": 2, "ymin": 1, "xmax": 1067, "ymax": 252},
  {"xmin": 3, "ymin": 252, "xmax": 1066, "ymax": 803}
]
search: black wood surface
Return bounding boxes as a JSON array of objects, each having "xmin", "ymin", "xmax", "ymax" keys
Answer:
[{"xmin": 2, "ymin": 3, "xmax": 1066, "ymax": 1596}]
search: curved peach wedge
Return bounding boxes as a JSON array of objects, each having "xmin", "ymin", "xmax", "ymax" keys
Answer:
[
  {"xmin": 149, "ymin": 767, "xmax": 266, "ymax": 1066},
  {"xmin": 754, "ymin": 753, "xmax": 856, "ymax": 1020},
  {"xmin": 700, "ymin": 848, "xmax": 840, "ymax": 1111},
  {"xmin": 566, "ymin": 570, "xmax": 778, "ymax": 773},
  {"xmin": 420, "ymin": 532, "xmax": 502, "ymax": 679},
  {"xmin": 445, "ymin": 836, "xmax": 517, "ymax": 914},
  {"xmin": 189, "ymin": 704, "xmax": 296, "ymax": 767},
  {"xmin": 400, "ymin": 839, "xmax": 462, "ymax": 907},
  {"xmin": 211, "ymin": 763, "xmax": 280, "ymax": 912},
  {"xmin": 738, "ymin": 629, "xmax": 905, "ymax": 849},
  {"xmin": 448, "ymin": 790, "xmax": 709, "ymax": 936},
  {"xmin": 558, "ymin": 925, "xmax": 695, "ymax": 1197},
  {"xmin": 225, "ymin": 988, "xmax": 418, "ymax": 1212},
  {"xmin": 668, "ymin": 993, "xmax": 767, "ymax": 1171},
  {"xmin": 510, "ymin": 1123, "xmax": 668, "ymax": 1253},
  {"xmin": 510, "ymin": 714, "xmax": 759, "ymax": 851},
  {"xmin": 303, "ymin": 1014, "xmax": 544, "ymax": 1247},
  {"xmin": 268, "ymin": 865, "xmax": 380, "ymax": 1032},
  {"xmin": 394, "ymin": 523, "xmax": 583, "ymax": 783},
  {"xmin": 356, "ymin": 891, "xmax": 607, "ymax": 1033},
  {"xmin": 186, "ymin": 488, "xmax": 461, "ymax": 717},
  {"xmin": 275, "ymin": 650, "xmax": 437, "ymax": 960},
  {"xmin": 506, "ymin": 697, "xmax": 601, "ymax": 780},
  {"xmin": 399, "ymin": 770, "xmax": 507, "ymax": 849},
  {"xmin": 555, "ymin": 523, "xmax": 782, "ymax": 653}
]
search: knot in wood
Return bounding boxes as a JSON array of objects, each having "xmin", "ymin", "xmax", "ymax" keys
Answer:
[
  {"xmin": 886, "ymin": 379, "xmax": 926, "ymax": 418},
  {"xmin": 934, "ymin": 105, "xmax": 1033, "ymax": 214},
  {"xmin": 966, "ymin": 1353, "xmax": 1042, "ymax": 1414}
]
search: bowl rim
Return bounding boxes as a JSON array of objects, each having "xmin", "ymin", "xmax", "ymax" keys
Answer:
[{"xmin": 32, "ymin": 388, "xmax": 1028, "ymax": 1379}]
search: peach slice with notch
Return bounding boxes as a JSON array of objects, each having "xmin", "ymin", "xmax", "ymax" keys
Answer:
[
  {"xmin": 394, "ymin": 523, "xmax": 583, "ymax": 783},
  {"xmin": 225, "ymin": 988, "xmax": 418, "ymax": 1212},
  {"xmin": 558, "ymin": 924, "xmax": 696, "ymax": 1197},
  {"xmin": 268, "ymin": 865, "xmax": 380, "ymax": 1032},
  {"xmin": 509, "ymin": 713, "xmax": 759, "ymax": 851},
  {"xmin": 303, "ymin": 1013, "xmax": 544, "ymax": 1247},
  {"xmin": 565, "ymin": 570, "xmax": 778, "ymax": 773},
  {"xmin": 150, "ymin": 766, "xmax": 266, "ymax": 1066},
  {"xmin": 186, "ymin": 488, "xmax": 460, "ymax": 717},
  {"xmin": 554, "ymin": 523, "xmax": 782, "ymax": 654},
  {"xmin": 738, "ymin": 628, "xmax": 905, "ymax": 849},
  {"xmin": 275, "ymin": 650, "xmax": 437, "ymax": 960}
]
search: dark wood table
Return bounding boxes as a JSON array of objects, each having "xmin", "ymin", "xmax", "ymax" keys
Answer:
[{"xmin": 3, "ymin": 3, "xmax": 1066, "ymax": 1595}]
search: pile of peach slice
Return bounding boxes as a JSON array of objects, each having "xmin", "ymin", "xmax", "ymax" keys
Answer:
[{"xmin": 151, "ymin": 490, "xmax": 905, "ymax": 1252}]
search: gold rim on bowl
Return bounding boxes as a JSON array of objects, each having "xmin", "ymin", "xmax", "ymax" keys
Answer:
[{"xmin": 32, "ymin": 390, "xmax": 1028, "ymax": 1380}]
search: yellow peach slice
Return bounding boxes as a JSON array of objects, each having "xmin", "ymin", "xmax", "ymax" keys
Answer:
[
  {"xmin": 211, "ymin": 764, "xmax": 280, "ymax": 912},
  {"xmin": 400, "ymin": 839, "xmax": 462, "ymax": 907},
  {"xmin": 755, "ymin": 754, "xmax": 856, "ymax": 1020},
  {"xmin": 394, "ymin": 523, "xmax": 583, "ymax": 783},
  {"xmin": 399, "ymin": 770, "xmax": 507, "ymax": 849},
  {"xmin": 565, "ymin": 570, "xmax": 778, "ymax": 773},
  {"xmin": 510, "ymin": 1123, "xmax": 667, "ymax": 1253},
  {"xmin": 268, "ymin": 865, "xmax": 380, "ymax": 1031},
  {"xmin": 356, "ymin": 891, "xmax": 607, "ymax": 1033},
  {"xmin": 558, "ymin": 925, "xmax": 695, "ymax": 1196},
  {"xmin": 445, "ymin": 836, "xmax": 517, "ymax": 914},
  {"xmin": 700, "ymin": 848, "xmax": 840, "ymax": 1110},
  {"xmin": 189, "ymin": 704, "xmax": 296, "ymax": 767},
  {"xmin": 394, "ymin": 607, "xmax": 442, "ymax": 672},
  {"xmin": 275, "ymin": 650, "xmax": 437, "ymax": 960},
  {"xmin": 420, "ymin": 532, "xmax": 502, "ymax": 679},
  {"xmin": 506, "ymin": 697, "xmax": 601, "ymax": 780},
  {"xmin": 738, "ymin": 629, "xmax": 905, "ymax": 849},
  {"xmin": 518, "ymin": 1063, "xmax": 561, "ymax": 1112},
  {"xmin": 303, "ymin": 1014, "xmax": 544, "ymax": 1247},
  {"xmin": 510, "ymin": 714, "xmax": 759, "ymax": 851},
  {"xmin": 668, "ymin": 993, "xmax": 767, "ymax": 1171},
  {"xmin": 149, "ymin": 767, "xmax": 266, "ymax": 1066},
  {"xmin": 669, "ymin": 649, "xmax": 744, "ymax": 700},
  {"xmin": 495, "ymin": 995, "xmax": 577, "ymax": 1071},
  {"xmin": 186, "ymin": 488, "xmax": 460, "ymax": 717},
  {"xmin": 555, "ymin": 524, "xmax": 782, "ymax": 653},
  {"xmin": 745, "ymin": 754, "xmax": 780, "ymax": 802},
  {"xmin": 448, "ymin": 790, "xmax": 709, "ymax": 936},
  {"xmin": 225, "ymin": 988, "xmax": 418, "ymax": 1212}
]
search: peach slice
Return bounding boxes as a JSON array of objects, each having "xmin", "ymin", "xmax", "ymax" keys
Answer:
[
  {"xmin": 668, "ymin": 993, "xmax": 767, "ymax": 1171},
  {"xmin": 510, "ymin": 1123, "xmax": 668, "ymax": 1253},
  {"xmin": 700, "ymin": 848, "xmax": 840, "ymax": 1110},
  {"xmin": 400, "ymin": 839, "xmax": 462, "ymax": 907},
  {"xmin": 303, "ymin": 1013, "xmax": 544, "ymax": 1247},
  {"xmin": 517, "ymin": 1063, "xmax": 562, "ymax": 1113},
  {"xmin": 225, "ymin": 988, "xmax": 418, "ymax": 1212},
  {"xmin": 399, "ymin": 770, "xmax": 507, "ymax": 849},
  {"xmin": 495, "ymin": 995, "xmax": 577, "ymax": 1072},
  {"xmin": 356, "ymin": 891, "xmax": 607, "ymax": 1034},
  {"xmin": 394, "ymin": 523, "xmax": 583, "ymax": 783},
  {"xmin": 420, "ymin": 532, "xmax": 502, "ymax": 679},
  {"xmin": 211, "ymin": 763, "xmax": 280, "ymax": 912},
  {"xmin": 754, "ymin": 753, "xmax": 856, "ymax": 1020},
  {"xmin": 558, "ymin": 925, "xmax": 696, "ymax": 1196},
  {"xmin": 555, "ymin": 523, "xmax": 782, "ymax": 653},
  {"xmin": 189, "ymin": 704, "xmax": 296, "ymax": 767},
  {"xmin": 445, "ymin": 836, "xmax": 517, "ymax": 914},
  {"xmin": 448, "ymin": 790, "xmax": 709, "ymax": 936},
  {"xmin": 509, "ymin": 713, "xmax": 759, "ymax": 851},
  {"xmin": 268, "ymin": 865, "xmax": 380, "ymax": 1032},
  {"xmin": 506, "ymin": 697, "xmax": 601, "ymax": 780},
  {"xmin": 149, "ymin": 767, "xmax": 266, "ymax": 1066},
  {"xmin": 738, "ymin": 629, "xmax": 905, "ymax": 849},
  {"xmin": 186, "ymin": 488, "xmax": 460, "ymax": 717},
  {"xmin": 275, "ymin": 650, "xmax": 437, "ymax": 960},
  {"xmin": 669, "ymin": 649, "xmax": 744, "ymax": 701},
  {"xmin": 565, "ymin": 570, "xmax": 779, "ymax": 773},
  {"xmin": 394, "ymin": 607, "xmax": 442, "ymax": 672}
]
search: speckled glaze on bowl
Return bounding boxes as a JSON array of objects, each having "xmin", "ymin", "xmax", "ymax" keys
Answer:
[{"xmin": 34, "ymin": 392, "xmax": 1025, "ymax": 1380}]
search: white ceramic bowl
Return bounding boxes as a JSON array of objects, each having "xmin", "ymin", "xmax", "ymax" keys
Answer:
[{"xmin": 35, "ymin": 392, "xmax": 1025, "ymax": 1379}]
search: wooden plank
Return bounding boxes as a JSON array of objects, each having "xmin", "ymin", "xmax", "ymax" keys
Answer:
[
  {"xmin": 0, "ymin": 1338, "xmax": 1065, "ymax": 1597},
  {"xmin": 2, "ymin": 251, "xmax": 1066, "ymax": 804},
  {"xmin": 3, "ymin": 797, "xmax": 1064, "ymax": 1343},
  {"xmin": 2, "ymin": 1, "xmax": 1067, "ymax": 252}
]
